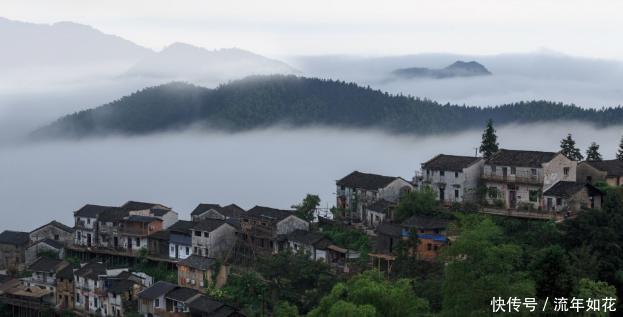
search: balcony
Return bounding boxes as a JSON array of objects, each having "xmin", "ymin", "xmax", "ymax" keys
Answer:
[
  {"xmin": 481, "ymin": 171, "xmax": 543, "ymax": 185},
  {"xmin": 26, "ymin": 276, "xmax": 56, "ymax": 286}
]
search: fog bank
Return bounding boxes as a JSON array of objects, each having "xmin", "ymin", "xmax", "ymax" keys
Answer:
[{"xmin": 1, "ymin": 124, "xmax": 621, "ymax": 231}]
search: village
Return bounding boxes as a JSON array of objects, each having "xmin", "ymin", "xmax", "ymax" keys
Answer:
[{"xmin": 1, "ymin": 125, "xmax": 623, "ymax": 317}]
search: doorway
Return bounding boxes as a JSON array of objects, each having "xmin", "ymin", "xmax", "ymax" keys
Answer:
[{"xmin": 509, "ymin": 190, "xmax": 517, "ymax": 209}]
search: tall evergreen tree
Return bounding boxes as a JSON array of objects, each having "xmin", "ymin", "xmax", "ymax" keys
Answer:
[
  {"xmin": 586, "ymin": 142, "xmax": 602, "ymax": 161},
  {"xmin": 479, "ymin": 119, "xmax": 499, "ymax": 160},
  {"xmin": 617, "ymin": 135, "xmax": 623, "ymax": 161},
  {"xmin": 560, "ymin": 134, "xmax": 584, "ymax": 161}
]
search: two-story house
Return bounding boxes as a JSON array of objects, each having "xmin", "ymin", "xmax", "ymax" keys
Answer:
[
  {"xmin": 336, "ymin": 171, "xmax": 413, "ymax": 222},
  {"xmin": 542, "ymin": 181, "xmax": 604, "ymax": 212},
  {"xmin": 56, "ymin": 263, "xmax": 78, "ymax": 311},
  {"xmin": 190, "ymin": 219, "xmax": 237, "ymax": 259},
  {"xmin": 577, "ymin": 159, "xmax": 623, "ymax": 186},
  {"xmin": 191, "ymin": 203, "xmax": 246, "ymax": 221},
  {"xmin": 416, "ymin": 154, "xmax": 484, "ymax": 204},
  {"xmin": 74, "ymin": 262, "xmax": 107, "ymax": 314},
  {"xmin": 286, "ymin": 229, "xmax": 332, "ymax": 262},
  {"xmin": 25, "ymin": 238, "xmax": 65, "ymax": 266},
  {"xmin": 0, "ymin": 230, "xmax": 30, "ymax": 272},
  {"xmin": 119, "ymin": 216, "xmax": 163, "ymax": 254},
  {"xmin": 401, "ymin": 215, "xmax": 451, "ymax": 260},
  {"xmin": 97, "ymin": 207, "xmax": 130, "ymax": 250},
  {"xmin": 240, "ymin": 206, "xmax": 309, "ymax": 255},
  {"xmin": 481, "ymin": 149, "xmax": 576, "ymax": 210},
  {"xmin": 177, "ymin": 255, "xmax": 216, "ymax": 291},
  {"xmin": 100, "ymin": 271, "xmax": 151, "ymax": 317},
  {"xmin": 23, "ymin": 257, "xmax": 70, "ymax": 303},
  {"xmin": 137, "ymin": 281, "xmax": 177, "ymax": 317},
  {"xmin": 168, "ymin": 220, "xmax": 194, "ymax": 260},
  {"xmin": 74, "ymin": 204, "xmax": 114, "ymax": 247},
  {"xmin": 121, "ymin": 201, "xmax": 178, "ymax": 229}
]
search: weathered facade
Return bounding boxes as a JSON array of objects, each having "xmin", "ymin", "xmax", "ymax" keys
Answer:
[
  {"xmin": 177, "ymin": 255, "xmax": 215, "ymax": 291},
  {"xmin": 416, "ymin": 154, "xmax": 484, "ymax": 204},
  {"xmin": 240, "ymin": 206, "xmax": 309, "ymax": 254},
  {"xmin": 0, "ymin": 230, "xmax": 30, "ymax": 272},
  {"xmin": 74, "ymin": 204, "xmax": 113, "ymax": 247},
  {"xmin": 482, "ymin": 150, "xmax": 577, "ymax": 210},
  {"xmin": 25, "ymin": 239, "xmax": 65, "ymax": 266},
  {"xmin": 336, "ymin": 171, "xmax": 413, "ymax": 221},
  {"xmin": 191, "ymin": 203, "xmax": 245, "ymax": 221},
  {"xmin": 168, "ymin": 220, "xmax": 194, "ymax": 260},
  {"xmin": 121, "ymin": 201, "xmax": 178, "ymax": 229},
  {"xmin": 364, "ymin": 199, "xmax": 394, "ymax": 228},
  {"xmin": 577, "ymin": 160, "xmax": 623, "ymax": 186},
  {"xmin": 190, "ymin": 219, "xmax": 237, "ymax": 259},
  {"xmin": 543, "ymin": 181, "xmax": 603, "ymax": 212},
  {"xmin": 29, "ymin": 220, "xmax": 74, "ymax": 245},
  {"xmin": 286, "ymin": 229, "xmax": 332, "ymax": 262}
]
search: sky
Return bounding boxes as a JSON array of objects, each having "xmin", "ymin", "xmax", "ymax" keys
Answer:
[{"xmin": 3, "ymin": 0, "xmax": 623, "ymax": 58}]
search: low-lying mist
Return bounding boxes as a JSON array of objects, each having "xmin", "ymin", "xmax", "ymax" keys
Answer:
[{"xmin": 1, "ymin": 123, "xmax": 622, "ymax": 231}]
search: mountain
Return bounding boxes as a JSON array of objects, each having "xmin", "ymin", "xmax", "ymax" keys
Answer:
[
  {"xmin": 392, "ymin": 61, "xmax": 492, "ymax": 79},
  {"xmin": 0, "ymin": 17, "xmax": 153, "ymax": 69},
  {"xmin": 124, "ymin": 42, "xmax": 298, "ymax": 82},
  {"xmin": 32, "ymin": 75, "xmax": 623, "ymax": 139}
]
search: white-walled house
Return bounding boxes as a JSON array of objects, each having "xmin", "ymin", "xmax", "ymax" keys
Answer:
[
  {"xmin": 481, "ymin": 149, "xmax": 577, "ymax": 210},
  {"xmin": 74, "ymin": 205, "xmax": 114, "ymax": 247},
  {"xmin": 168, "ymin": 220, "xmax": 194, "ymax": 260},
  {"xmin": 416, "ymin": 154, "xmax": 484, "ymax": 204},
  {"xmin": 286, "ymin": 229, "xmax": 332, "ymax": 262},
  {"xmin": 336, "ymin": 171, "xmax": 413, "ymax": 221},
  {"xmin": 190, "ymin": 219, "xmax": 237, "ymax": 259}
]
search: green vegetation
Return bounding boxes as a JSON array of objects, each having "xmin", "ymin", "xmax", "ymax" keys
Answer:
[
  {"xmin": 33, "ymin": 75, "xmax": 623, "ymax": 139},
  {"xmin": 394, "ymin": 186, "xmax": 445, "ymax": 221},
  {"xmin": 586, "ymin": 141, "xmax": 603, "ymax": 161},
  {"xmin": 221, "ymin": 271, "xmax": 269, "ymax": 317},
  {"xmin": 617, "ymin": 135, "xmax": 623, "ymax": 160},
  {"xmin": 560, "ymin": 133, "xmax": 584, "ymax": 161},
  {"xmin": 292, "ymin": 194, "xmax": 321, "ymax": 222},
  {"xmin": 479, "ymin": 118, "xmax": 499, "ymax": 159}
]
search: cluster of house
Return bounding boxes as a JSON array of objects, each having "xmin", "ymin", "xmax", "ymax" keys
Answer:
[
  {"xmin": 335, "ymin": 149, "xmax": 623, "ymax": 266},
  {"xmin": 0, "ymin": 200, "xmax": 364, "ymax": 316}
]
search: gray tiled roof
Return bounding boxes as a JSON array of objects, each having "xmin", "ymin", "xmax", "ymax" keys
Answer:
[
  {"xmin": 177, "ymin": 255, "xmax": 215, "ymax": 271},
  {"xmin": 487, "ymin": 149, "xmax": 558, "ymax": 168},
  {"xmin": 74, "ymin": 204, "xmax": 114, "ymax": 218},
  {"xmin": 366, "ymin": 199, "xmax": 394, "ymax": 214},
  {"xmin": 122, "ymin": 201, "xmax": 170, "ymax": 211},
  {"xmin": 423, "ymin": 154, "xmax": 481, "ymax": 172},
  {"xmin": 75, "ymin": 262, "xmax": 106, "ymax": 280},
  {"xmin": 337, "ymin": 171, "xmax": 399, "ymax": 190},
  {"xmin": 139, "ymin": 281, "xmax": 177, "ymax": 300},
  {"xmin": 30, "ymin": 220, "xmax": 74, "ymax": 234},
  {"xmin": 245, "ymin": 206, "xmax": 295, "ymax": 222},
  {"xmin": 192, "ymin": 218, "xmax": 228, "ymax": 232},
  {"xmin": 166, "ymin": 287, "xmax": 201, "ymax": 302},
  {"xmin": 581, "ymin": 159, "xmax": 623, "ymax": 177},
  {"xmin": 28, "ymin": 257, "xmax": 65, "ymax": 273},
  {"xmin": 286, "ymin": 229, "xmax": 329, "ymax": 247},
  {"xmin": 0, "ymin": 230, "xmax": 30, "ymax": 246},
  {"xmin": 543, "ymin": 181, "xmax": 603, "ymax": 197},
  {"xmin": 376, "ymin": 222, "xmax": 403, "ymax": 237}
]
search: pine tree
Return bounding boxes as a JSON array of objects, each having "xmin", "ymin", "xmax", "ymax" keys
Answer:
[
  {"xmin": 617, "ymin": 135, "xmax": 623, "ymax": 161},
  {"xmin": 560, "ymin": 134, "xmax": 584, "ymax": 161},
  {"xmin": 479, "ymin": 119, "xmax": 499, "ymax": 160},
  {"xmin": 586, "ymin": 142, "xmax": 602, "ymax": 161}
]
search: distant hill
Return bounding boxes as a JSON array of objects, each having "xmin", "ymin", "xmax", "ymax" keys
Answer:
[
  {"xmin": 0, "ymin": 17, "xmax": 152, "ymax": 69},
  {"xmin": 392, "ymin": 61, "xmax": 492, "ymax": 79},
  {"xmin": 124, "ymin": 42, "xmax": 298, "ymax": 82},
  {"xmin": 32, "ymin": 75, "xmax": 623, "ymax": 139}
]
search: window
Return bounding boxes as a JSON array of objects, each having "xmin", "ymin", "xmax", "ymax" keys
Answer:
[
  {"xmin": 455, "ymin": 189, "xmax": 459, "ymax": 199},
  {"xmin": 440, "ymin": 170, "xmax": 445, "ymax": 176},
  {"xmin": 455, "ymin": 171, "xmax": 459, "ymax": 178},
  {"xmin": 531, "ymin": 168, "xmax": 537, "ymax": 176},
  {"xmin": 510, "ymin": 167, "xmax": 516, "ymax": 175},
  {"xmin": 155, "ymin": 298, "xmax": 160, "ymax": 308},
  {"xmin": 587, "ymin": 176, "xmax": 593, "ymax": 183},
  {"xmin": 136, "ymin": 238, "xmax": 140, "ymax": 247},
  {"xmin": 491, "ymin": 165, "xmax": 497, "ymax": 173},
  {"xmin": 54, "ymin": 234, "xmax": 59, "ymax": 241},
  {"xmin": 563, "ymin": 167, "xmax": 570, "ymax": 176},
  {"xmin": 194, "ymin": 231, "xmax": 201, "ymax": 237},
  {"xmin": 185, "ymin": 247, "xmax": 190, "ymax": 255},
  {"xmin": 87, "ymin": 218, "xmax": 91, "ymax": 224},
  {"xmin": 488, "ymin": 187, "xmax": 498, "ymax": 199},
  {"xmin": 529, "ymin": 190, "xmax": 539, "ymax": 202},
  {"xmin": 170, "ymin": 246, "xmax": 175, "ymax": 252},
  {"xmin": 203, "ymin": 232, "xmax": 209, "ymax": 237},
  {"xmin": 426, "ymin": 169, "xmax": 430, "ymax": 176},
  {"xmin": 193, "ymin": 247, "xmax": 198, "ymax": 254},
  {"xmin": 556, "ymin": 198, "xmax": 562, "ymax": 206}
]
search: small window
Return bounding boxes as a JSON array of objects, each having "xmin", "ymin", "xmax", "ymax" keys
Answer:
[
  {"xmin": 454, "ymin": 189, "xmax": 459, "ymax": 199},
  {"xmin": 529, "ymin": 190, "xmax": 539, "ymax": 202},
  {"xmin": 531, "ymin": 168, "xmax": 537, "ymax": 176},
  {"xmin": 185, "ymin": 247, "xmax": 190, "ymax": 255},
  {"xmin": 563, "ymin": 167, "xmax": 570, "ymax": 176},
  {"xmin": 510, "ymin": 167, "xmax": 516, "ymax": 175},
  {"xmin": 426, "ymin": 169, "xmax": 430, "ymax": 176},
  {"xmin": 87, "ymin": 218, "xmax": 91, "ymax": 224},
  {"xmin": 488, "ymin": 187, "xmax": 498, "ymax": 199},
  {"xmin": 193, "ymin": 247, "xmax": 198, "ymax": 253},
  {"xmin": 440, "ymin": 170, "xmax": 445, "ymax": 176},
  {"xmin": 455, "ymin": 171, "xmax": 459, "ymax": 178},
  {"xmin": 54, "ymin": 234, "xmax": 59, "ymax": 241},
  {"xmin": 194, "ymin": 231, "xmax": 201, "ymax": 237},
  {"xmin": 556, "ymin": 198, "xmax": 562, "ymax": 206},
  {"xmin": 203, "ymin": 232, "xmax": 209, "ymax": 237},
  {"xmin": 155, "ymin": 298, "xmax": 160, "ymax": 308},
  {"xmin": 135, "ymin": 238, "xmax": 140, "ymax": 247},
  {"xmin": 170, "ymin": 246, "xmax": 175, "ymax": 252},
  {"xmin": 491, "ymin": 165, "xmax": 497, "ymax": 173}
]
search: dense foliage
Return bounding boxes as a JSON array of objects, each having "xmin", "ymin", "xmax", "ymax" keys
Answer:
[
  {"xmin": 33, "ymin": 75, "xmax": 623, "ymax": 138},
  {"xmin": 560, "ymin": 133, "xmax": 584, "ymax": 161},
  {"xmin": 393, "ymin": 186, "xmax": 446, "ymax": 221},
  {"xmin": 479, "ymin": 118, "xmax": 499, "ymax": 159}
]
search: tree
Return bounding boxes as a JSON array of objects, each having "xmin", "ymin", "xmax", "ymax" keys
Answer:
[
  {"xmin": 479, "ymin": 119, "xmax": 499, "ymax": 159},
  {"xmin": 575, "ymin": 279, "xmax": 617, "ymax": 317},
  {"xmin": 586, "ymin": 142, "xmax": 603, "ymax": 161},
  {"xmin": 221, "ymin": 272, "xmax": 269, "ymax": 316},
  {"xmin": 617, "ymin": 135, "xmax": 623, "ymax": 161},
  {"xmin": 307, "ymin": 271, "xmax": 429, "ymax": 317},
  {"xmin": 442, "ymin": 217, "xmax": 535, "ymax": 316},
  {"xmin": 394, "ymin": 186, "xmax": 444, "ymax": 221},
  {"xmin": 560, "ymin": 134, "xmax": 584, "ymax": 161},
  {"xmin": 274, "ymin": 301, "xmax": 300, "ymax": 317},
  {"xmin": 291, "ymin": 194, "xmax": 320, "ymax": 222},
  {"xmin": 529, "ymin": 245, "xmax": 577, "ymax": 298}
]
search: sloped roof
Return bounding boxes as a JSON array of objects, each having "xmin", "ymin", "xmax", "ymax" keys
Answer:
[
  {"xmin": 286, "ymin": 229, "xmax": 330, "ymax": 247},
  {"xmin": 166, "ymin": 287, "xmax": 201, "ymax": 302},
  {"xmin": 122, "ymin": 201, "xmax": 170, "ymax": 211},
  {"xmin": 0, "ymin": 230, "xmax": 30, "ymax": 246},
  {"xmin": 191, "ymin": 203, "xmax": 222, "ymax": 216},
  {"xmin": 376, "ymin": 222, "xmax": 403, "ymax": 237},
  {"xmin": 581, "ymin": 159, "xmax": 623, "ymax": 176},
  {"xmin": 148, "ymin": 229, "xmax": 170, "ymax": 241},
  {"xmin": 177, "ymin": 255, "xmax": 215, "ymax": 271},
  {"xmin": 75, "ymin": 262, "xmax": 106, "ymax": 280},
  {"xmin": 191, "ymin": 203, "xmax": 245, "ymax": 218},
  {"xmin": 56, "ymin": 264, "xmax": 78, "ymax": 280},
  {"xmin": 402, "ymin": 215, "xmax": 450, "ymax": 230},
  {"xmin": 32, "ymin": 238, "xmax": 64, "ymax": 250},
  {"xmin": 74, "ymin": 204, "xmax": 114, "ymax": 218},
  {"xmin": 486, "ymin": 149, "xmax": 558, "ymax": 167},
  {"xmin": 366, "ymin": 199, "xmax": 394, "ymax": 214},
  {"xmin": 544, "ymin": 181, "xmax": 603, "ymax": 198},
  {"xmin": 30, "ymin": 220, "xmax": 74, "ymax": 234},
  {"xmin": 28, "ymin": 257, "xmax": 66, "ymax": 273},
  {"xmin": 245, "ymin": 206, "xmax": 296, "ymax": 222},
  {"xmin": 188, "ymin": 294, "xmax": 226, "ymax": 314},
  {"xmin": 192, "ymin": 219, "xmax": 228, "ymax": 232},
  {"xmin": 97, "ymin": 207, "xmax": 130, "ymax": 222},
  {"xmin": 221, "ymin": 204, "xmax": 245, "ymax": 219},
  {"xmin": 106, "ymin": 277, "xmax": 137, "ymax": 294},
  {"xmin": 423, "ymin": 154, "xmax": 482, "ymax": 172},
  {"xmin": 337, "ymin": 171, "xmax": 400, "ymax": 190},
  {"xmin": 169, "ymin": 220, "xmax": 195, "ymax": 234},
  {"xmin": 139, "ymin": 281, "xmax": 177, "ymax": 300},
  {"xmin": 126, "ymin": 215, "xmax": 161, "ymax": 223}
]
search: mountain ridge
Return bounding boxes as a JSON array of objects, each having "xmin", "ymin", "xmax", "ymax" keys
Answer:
[
  {"xmin": 392, "ymin": 60, "xmax": 492, "ymax": 79},
  {"xmin": 32, "ymin": 75, "xmax": 623, "ymax": 140}
]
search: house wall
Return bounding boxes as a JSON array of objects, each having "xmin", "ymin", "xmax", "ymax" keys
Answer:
[
  {"xmin": 544, "ymin": 188, "xmax": 602, "ymax": 212},
  {"xmin": 276, "ymin": 216, "xmax": 309, "ymax": 236},
  {"xmin": 365, "ymin": 209, "xmax": 386, "ymax": 228},
  {"xmin": 192, "ymin": 224, "xmax": 237, "ymax": 259},
  {"xmin": 30, "ymin": 225, "xmax": 72, "ymax": 245},
  {"xmin": 419, "ymin": 160, "xmax": 483, "ymax": 204},
  {"xmin": 57, "ymin": 278, "xmax": 74, "ymax": 310},
  {"xmin": 193, "ymin": 209, "xmax": 226, "ymax": 221},
  {"xmin": 178, "ymin": 265, "xmax": 213, "ymax": 291},
  {"xmin": 169, "ymin": 242, "xmax": 192, "ymax": 259},
  {"xmin": 606, "ymin": 176, "xmax": 623, "ymax": 186},
  {"xmin": 542, "ymin": 154, "xmax": 577, "ymax": 189},
  {"xmin": 577, "ymin": 163, "xmax": 607, "ymax": 184},
  {"xmin": 159, "ymin": 211, "xmax": 178, "ymax": 229},
  {"xmin": 379, "ymin": 178, "xmax": 414, "ymax": 203},
  {"xmin": 25, "ymin": 243, "xmax": 64, "ymax": 266},
  {"xmin": 0, "ymin": 243, "xmax": 27, "ymax": 271}
]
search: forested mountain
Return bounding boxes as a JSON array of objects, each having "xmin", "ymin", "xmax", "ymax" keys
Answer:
[
  {"xmin": 33, "ymin": 75, "xmax": 623, "ymax": 139},
  {"xmin": 393, "ymin": 61, "xmax": 492, "ymax": 79}
]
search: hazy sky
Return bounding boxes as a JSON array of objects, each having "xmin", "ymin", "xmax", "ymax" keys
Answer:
[{"xmin": 3, "ymin": 0, "xmax": 623, "ymax": 58}]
